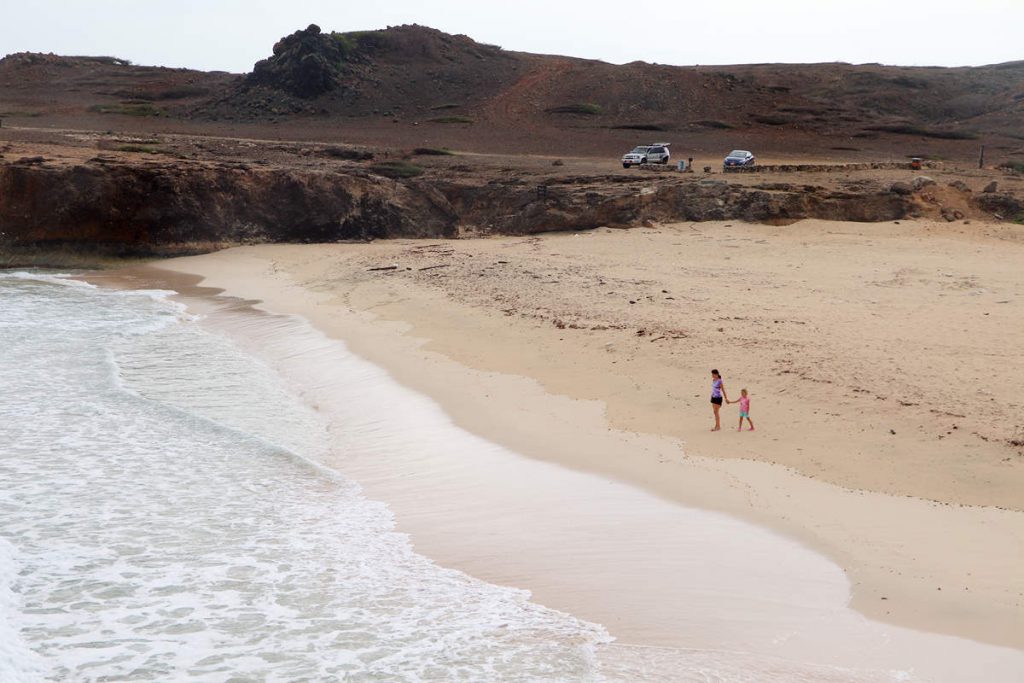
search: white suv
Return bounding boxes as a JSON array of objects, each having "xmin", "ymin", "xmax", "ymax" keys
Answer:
[{"xmin": 621, "ymin": 143, "xmax": 671, "ymax": 168}]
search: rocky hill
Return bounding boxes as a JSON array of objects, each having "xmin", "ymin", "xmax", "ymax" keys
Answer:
[{"xmin": 1, "ymin": 24, "xmax": 1022, "ymax": 162}]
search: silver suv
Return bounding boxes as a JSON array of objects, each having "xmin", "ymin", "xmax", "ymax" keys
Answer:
[{"xmin": 621, "ymin": 143, "xmax": 671, "ymax": 168}]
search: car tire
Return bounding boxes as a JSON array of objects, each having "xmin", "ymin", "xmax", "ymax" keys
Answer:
[
  {"xmin": 623, "ymin": 163, "xmax": 631, "ymax": 168},
  {"xmin": 641, "ymin": 157, "xmax": 647, "ymax": 164}
]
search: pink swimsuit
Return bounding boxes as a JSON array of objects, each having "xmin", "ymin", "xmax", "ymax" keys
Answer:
[{"xmin": 739, "ymin": 396, "xmax": 750, "ymax": 415}]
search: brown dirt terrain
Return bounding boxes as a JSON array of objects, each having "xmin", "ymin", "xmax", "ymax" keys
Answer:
[{"xmin": 2, "ymin": 23, "xmax": 1022, "ymax": 163}]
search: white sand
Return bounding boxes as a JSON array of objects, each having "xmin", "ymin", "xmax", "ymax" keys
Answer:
[{"xmin": 134, "ymin": 217, "xmax": 1024, "ymax": 679}]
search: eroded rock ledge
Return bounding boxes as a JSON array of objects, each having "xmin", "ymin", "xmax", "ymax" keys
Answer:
[
  {"xmin": 0, "ymin": 159, "xmax": 457, "ymax": 254},
  {"xmin": 2, "ymin": 157, "xmax": 1018, "ymax": 258}
]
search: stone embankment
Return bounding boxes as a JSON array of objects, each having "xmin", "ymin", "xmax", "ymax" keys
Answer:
[{"xmin": 1, "ymin": 156, "xmax": 1020, "ymax": 258}]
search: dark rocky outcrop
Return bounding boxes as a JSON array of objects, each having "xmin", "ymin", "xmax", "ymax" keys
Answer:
[
  {"xmin": 975, "ymin": 192, "xmax": 1023, "ymax": 219},
  {"xmin": 0, "ymin": 160, "xmax": 457, "ymax": 254},
  {"xmin": 247, "ymin": 24, "xmax": 348, "ymax": 99},
  {"xmin": 201, "ymin": 24, "xmax": 520, "ymax": 120}
]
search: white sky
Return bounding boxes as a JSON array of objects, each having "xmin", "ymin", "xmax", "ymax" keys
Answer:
[{"xmin": 1, "ymin": 0, "xmax": 1021, "ymax": 72}]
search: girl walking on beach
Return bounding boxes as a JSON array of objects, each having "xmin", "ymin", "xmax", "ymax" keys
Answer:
[
  {"xmin": 730, "ymin": 388, "xmax": 755, "ymax": 431},
  {"xmin": 709, "ymin": 369, "xmax": 729, "ymax": 431}
]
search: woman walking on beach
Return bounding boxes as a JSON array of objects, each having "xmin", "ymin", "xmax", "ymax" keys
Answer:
[{"xmin": 709, "ymin": 369, "xmax": 729, "ymax": 431}]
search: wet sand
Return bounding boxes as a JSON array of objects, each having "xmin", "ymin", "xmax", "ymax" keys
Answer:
[{"xmin": 138, "ymin": 217, "xmax": 1024, "ymax": 678}]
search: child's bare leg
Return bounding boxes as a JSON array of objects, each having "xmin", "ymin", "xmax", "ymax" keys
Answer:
[
  {"xmin": 747, "ymin": 418, "xmax": 755, "ymax": 431},
  {"xmin": 738, "ymin": 415, "xmax": 743, "ymax": 431}
]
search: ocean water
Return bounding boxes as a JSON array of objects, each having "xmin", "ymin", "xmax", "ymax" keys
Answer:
[
  {"xmin": 0, "ymin": 272, "xmax": 611, "ymax": 682},
  {"xmin": 0, "ymin": 270, "xmax": 951, "ymax": 682}
]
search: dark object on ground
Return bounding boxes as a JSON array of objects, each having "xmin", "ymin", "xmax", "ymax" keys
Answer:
[
  {"xmin": 412, "ymin": 147, "xmax": 454, "ymax": 156},
  {"xmin": 370, "ymin": 160, "xmax": 425, "ymax": 178}
]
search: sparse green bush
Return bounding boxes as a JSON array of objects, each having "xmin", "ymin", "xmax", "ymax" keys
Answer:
[
  {"xmin": 88, "ymin": 103, "xmax": 162, "ymax": 117},
  {"xmin": 116, "ymin": 145, "xmax": 160, "ymax": 154},
  {"xmin": 321, "ymin": 146, "xmax": 374, "ymax": 161},
  {"xmin": 154, "ymin": 86, "xmax": 210, "ymax": 100},
  {"xmin": 610, "ymin": 123, "xmax": 667, "ymax": 131},
  {"xmin": 1000, "ymin": 160, "xmax": 1024, "ymax": 174},
  {"xmin": 690, "ymin": 119, "xmax": 734, "ymax": 129},
  {"xmin": 370, "ymin": 161, "xmax": 425, "ymax": 179},
  {"xmin": 751, "ymin": 114, "xmax": 795, "ymax": 126},
  {"xmin": 864, "ymin": 124, "xmax": 978, "ymax": 140},
  {"xmin": 546, "ymin": 103, "xmax": 604, "ymax": 115},
  {"xmin": 412, "ymin": 147, "xmax": 454, "ymax": 156},
  {"xmin": 329, "ymin": 33, "xmax": 358, "ymax": 57},
  {"xmin": 428, "ymin": 116, "xmax": 474, "ymax": 124},
  {"xmin": 329, "ymin": 30, "xmax": 390, "ymax": 60}
]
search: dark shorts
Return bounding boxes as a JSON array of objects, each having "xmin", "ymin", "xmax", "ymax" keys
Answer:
[{"xmin": 710, "ymin": 396, "xmax": 723, "ymax": 406}]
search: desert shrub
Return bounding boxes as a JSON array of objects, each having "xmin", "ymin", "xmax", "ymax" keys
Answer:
[
  {"xmin": 430, "ymin": 103, "xmax": 461, "ymax": 110},
  {"xmin": 330, "ymin": 30, "xmax": 390, "ymax": 59},
  {"xmin": 412, "ymin": 147, "xmax": 454, "ymax": 156},
  {"xmin": 778, "ymin": 106, "xmax": 824, "ymax": 114},
  {"xmin": 116, "ymin": 145, "xmax": 159, "ymax": 154},
  {"xmin": 154, "ymin": 86, "xmax": 210, "ymax": 100},
  {"xmin": 887, "ymin": 75, "xmax": 928, "ymax": 89},
  {"xmin": 864, "ymin": 124, "xmax": 978, "ymax": 140},
  {"xmin": 329, "ymin": 33, "xmax": 358, "ymax": 58},
  {"xmin": 88, "ymin": 103, "xmax": 162, "ymax": 117},
  {"xmin": 321, "ymin": 146, "xmax": 373, "ymax": 160},
  {"xmin": 751, "ymin": 114, "xmax": 795, "ymax": 125},
  {"xmin": 690, "ymin": 119, "xmax": 734, "ymax": 129},
  {"xmin": 999, "ymin": 160, "xmax": 1024, "ymax": 174},
  {"xmin": 370, "ymin": 161, "xmax": 424, "ymax": 179},
  {"xmin": 546, "ymin": 103, "xmax": 604, "ymax": 115},
  {"xmin": 610, "ymin": 123, "xmax": 667, "ymax": 131},
  {"xmin": 428, "ymin": 116, "xmax": 474, "ymax": 124}
]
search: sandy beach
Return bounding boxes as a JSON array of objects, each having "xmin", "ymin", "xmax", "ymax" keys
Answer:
[{"xmin": 137, "ymin": 217, "xmax": 1024, "ymax": 677}]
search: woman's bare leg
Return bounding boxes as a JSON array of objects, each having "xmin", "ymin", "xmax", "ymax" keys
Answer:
[{"xmin": 712, "ymin": 403, "xmax": 721, "ymax": 431}]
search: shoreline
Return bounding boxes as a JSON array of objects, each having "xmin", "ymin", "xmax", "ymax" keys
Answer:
[
  {"xmin": 88, "ymin": 218, "xmax": 1023, "ymax": 675},
  {"xmin": 95, "ymin": 264, "xmax": 1021, "ymax": 681}
]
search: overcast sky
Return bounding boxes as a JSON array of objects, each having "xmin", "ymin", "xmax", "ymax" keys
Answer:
[{"xmin": 2, "ymin": 0, "xmax": 1020, "ymax": 72}]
